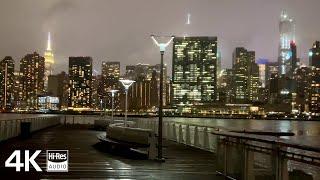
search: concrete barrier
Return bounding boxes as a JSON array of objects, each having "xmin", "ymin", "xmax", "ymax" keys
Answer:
[{"xmin": 106, "ymin": 123, "xmax": 156, "ymax": 160}]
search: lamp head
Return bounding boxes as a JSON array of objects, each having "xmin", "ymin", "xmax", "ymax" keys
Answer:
[
  {"xmin": 119, "ymin": 79, "xmax": 135, "ymax": 90},
  {"xmin": 108, "ymin": 89, "xmax": 119, "ymax": 97}
]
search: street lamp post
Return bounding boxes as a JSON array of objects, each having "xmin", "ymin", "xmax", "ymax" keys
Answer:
[
  {"xmin": 151, "ymin": 35, "xmax": 174, "ymax": 160},
  {"xmin": 119, "ymin": 79, "xmax": 135, "ymax": 127},
  {"xmin": 108, "ymin": 89, "xmax": 119, "ymax": 123}
]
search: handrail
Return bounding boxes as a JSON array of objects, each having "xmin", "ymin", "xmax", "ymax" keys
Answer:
[{"xmin": 210, "ymin": 130, "xmax": 320, "ymax": 153}]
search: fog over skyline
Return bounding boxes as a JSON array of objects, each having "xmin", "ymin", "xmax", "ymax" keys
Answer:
[{"xmin": 0, "ymin": 0, "xmax": 320, "ymax": 75}]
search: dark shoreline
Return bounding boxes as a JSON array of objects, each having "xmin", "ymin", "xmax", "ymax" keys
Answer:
[{"xmin": 1, "ymin": 112, "xmax": 319, "ymax": 121}]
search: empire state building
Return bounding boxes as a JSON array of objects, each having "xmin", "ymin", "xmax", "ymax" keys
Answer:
[{"xmin": 44, "ymin": 32, "xmax": 54, "ymax": 90}]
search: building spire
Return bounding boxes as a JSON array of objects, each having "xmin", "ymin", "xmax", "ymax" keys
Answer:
[
  {"xmin": 47, "ymin": 32, "xmax": 52, "ymax": 51},
  {"xmin": 186, "ymin": 13, "xmax": 191, "ymax": 25}
]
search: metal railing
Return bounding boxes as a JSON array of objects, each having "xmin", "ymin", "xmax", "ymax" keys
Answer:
[
  {"xmin": 61, "ymin": 115, "xmax": 136, "ymax": 125},
  {"xmin": 135, "ymin": 119, "xmax": 320, "ymax": 180},
  {"xmin": 0, "ymin": 116, "xmax": 60, "ymax": 142}
]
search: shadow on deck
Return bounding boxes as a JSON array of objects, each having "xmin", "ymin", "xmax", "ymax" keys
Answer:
[{"xmin": 0, "ymin": 125, "xmax": 222, "ymax": 179}]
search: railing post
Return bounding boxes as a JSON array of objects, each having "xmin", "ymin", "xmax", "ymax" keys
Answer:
[
  {"xmin": 223, "ymin": 137, "xmax": 228, "ymax": 177},
  {"xmin": 167, "ymin": 122, "xmax": 171, "ymax": 140},
  {"xmin": 272, "ymin": 144, "xmax": 288, "ymax": 180},
  {"xmin": 148, "ymin": 132, "xmax": 157, "ymax": 160},
  {"xmin": 4, "ymin": 120, "xmax": 9, "ymax": 140},
  {"xmin": 194, "ymin": 126, "xmax": 199, "ymax": 147},
  {"xmin": 203, "ymin": 127, "xmax": 209, "ymax": 150},
  {"xmin": 185, "ymin": 125, "xmax": 191, "ymax": 145},
  {"xmin": 178, "ymin": 124, "xmax": 183, "ymax": 143},
  {"xmin": 172, "ymin": 123, "xmax": 177, "ymax": 141},
  {"xmin": 243, "ymin": 140, "xmax": 254, "ymax": 180}
]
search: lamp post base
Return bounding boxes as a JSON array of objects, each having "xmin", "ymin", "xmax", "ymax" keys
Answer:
[{"xmin": 155, "ymin": 157, "xmax": 166, "ymax": 163}]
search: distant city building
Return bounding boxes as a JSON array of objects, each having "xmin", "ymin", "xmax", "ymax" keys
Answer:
[
  {"xmin": 38, "ymin": 96, "xmax": 59, "ymax": 111},
  {"xmin": 44, "ymin": 32, "xmax": 55, "ymax": 91},
  {"xmin": 20, "ymin": 52, "xmax": 45, "ymax": 109},
  {"xmin": 309, "ymin": 41, "xmax": 320, "ymax": 116},
  {"xmin": 92, "ymin": 75, "xmax": 102, "ymax": 110},
  {"xmin": 232, "ymin": 47, "xmax": 260, "ymax": 103},
  {"xmin": 278, "ymin": 10, "xmax": 295, "ymax": 76},
  {"xmin": 269, "ymin": 73, "xmax": 279, "ymax": 104},
  {"xmin": 13, "ymin": 72, "xmax": 23, "ymax": 109},
  {"xmin": 68, "ymin": 57, "xmax": 92, "ymax": 110},
  {"xmin": 172, "ymin": 36, "xmax": 218, "ymax": 113},
  {"xmin": 0, "ymin": 56, "xmax": 15, "ymax": 110},
  {"xmin": 101, "ymin": 61, "xmax": 120, "ymax": 90},
  {"xmin": 293, "ymin": 66, "xmax": 312, "ymax": 113},
  {"xmin": 217, "ymin": 69, "xmax": 234, "ymax": 103},
  {"xmin": 48, "ymin": 71, "xmax": 69, "ymax": 109},
  {"xmin": 124, "ymin": 63, "xmax": 168, "ymax": 107},
  {"xmin": 128, "ymin": 78, "xmax": 152, "ymax": 112},
  {"xmin": 266, "ymin": 62, "xmax": 279, "ymax": 80},
  {"xmin": 217, "ymin": 50, "xmax": 222, "ymax": 78},
  {"xmin": 101, "ymin": 62, "xmax": 120, "ymax": 110},
  {"xmin": 257, "ymin": 59, "xmax": 269, "ymax": 88},
  {"xmin": 265, "ymin": 61, "xmax": 279, "ymax": 102}
]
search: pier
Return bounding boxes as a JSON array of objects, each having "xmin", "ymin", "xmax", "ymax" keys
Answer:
[{"xmin": 0, "ymin": 115, "xmax": 319, "ymax": 179}]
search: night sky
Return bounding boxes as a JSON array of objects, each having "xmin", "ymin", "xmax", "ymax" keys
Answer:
[{"xmin": 0, "ymin": 0, "xmax": 319, "ymax": 75}]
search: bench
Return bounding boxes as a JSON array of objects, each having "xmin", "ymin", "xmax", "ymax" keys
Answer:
[
  {"xmin": 97, "ymin": 123, "xmax": 156, "ymax": 160},
  {"xmin": 94, "ymin": 119, "xmax": 135, "ymax": 130}
]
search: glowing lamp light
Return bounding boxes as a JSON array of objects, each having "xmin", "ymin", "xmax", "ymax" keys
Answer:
[
  {"xmin": 119, "ymin": 79, "xmax": 135, "ymax": 90},
  {"xmin": 108, "ymin": 89, "xmax": 119, "ymax": 97},
  {"xmin": 309, "ymin": 51, "xmax": 313, "ymax": 57},
  {"xmin": 151, "ymin": 35, "xmax": 175, "ymax": 52},
  {"xmin": 119, "ymin": 79, "xmax": 135, "ymax": 127},
  {"xmin": 108, "ymin": 89, "xmax": 119, "ymax": 122}
]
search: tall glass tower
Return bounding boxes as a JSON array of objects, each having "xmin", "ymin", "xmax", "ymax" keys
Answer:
[
  {"xmin": 278, "ymin": 10, "xmax": 295, "ymax": 76},
  {"xmin": 68, "ymin": 57, "xmax": 92, "ymax": 110},
  {"xmin": 44, "ymin": 32, "xmax": 55, "ymax": 91},
  {"xmin": 172, "ymin": 36, "xmax": 217, "ymax": 112}
]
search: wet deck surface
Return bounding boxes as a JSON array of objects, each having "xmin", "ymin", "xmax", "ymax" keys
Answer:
[{"xmin": 0, "ymin": 125, "xmax": 222, "ymax": 179}]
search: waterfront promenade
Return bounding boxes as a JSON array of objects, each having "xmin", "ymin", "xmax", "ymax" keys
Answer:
[
  {"xmin": 0, "ymin": 124, "xmax": 221, "ymax": 179},
  {"xmin": 0, "ymin": 114, "xmax": 320, "ymax": 179}
]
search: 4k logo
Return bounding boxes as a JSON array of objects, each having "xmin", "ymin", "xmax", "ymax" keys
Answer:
[
  {"xmin": 5, "ymin": 150, "xmax": 42, "ymax": 172},
  {"xmin": 46, "ymin": 150, "xmax": 69, "ymax": 172},
  {"xmin": 4, "ymin": 150, "xmax": 69, "ymax": 172}
]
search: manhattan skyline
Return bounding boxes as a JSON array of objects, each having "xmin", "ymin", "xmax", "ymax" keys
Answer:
[{"xmin": 0, "ymin": 0, "xmax": 320, "ymax": 75}]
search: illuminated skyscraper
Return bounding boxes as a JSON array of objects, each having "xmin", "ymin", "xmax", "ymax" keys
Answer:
[
  {"xmin": 293, "ymin": 66, "xmax": 312, "ymax": 113},
  {"xmin": 124, "ymin": 63, "xmax": 168, "ymax": 106},
  {"xmin": 101, "ymin": 61, "xmax": 120, "ymax": 91},
  {"xmin": 68, "ymin": 57, "xmax": 92, "ymax": 110},
  {"xmin": 102, "ymin": 62, "xmax": 120, "ymax": 80},
  {"xmin": 20, "ymin": 52, "xmax": 45, "ymax": 109},
  {"xmin": 257, "ymin": 59, "xmax": 269, "ymax": 88},
  {"xmin": 278, "ymin": 10, "xmax": 295, "ymax": 76},
  {"xmin": 48, "ymin": 72, "xmax": 69, "ymax": 109},
  {"xmin": 233, "ymin": 48, "xmax": 260, "ymax": 103},
  {"xmin": 0, "ymin": 56, "xmax": 15, "ymax": 110},
  {"xmin": 309, "ymin": 41, "xmax": 320, "ymax": 116},
  {"xmin": 172, "ymin": 36, "xmax": 217, "ymax": 112},
  {"xmin": 13, "ymin": 71, "xmax": 23, "ymax": 109},
  {"xmin": 44, "ymin": 32, "xmax": 55, "ymax": 91}
]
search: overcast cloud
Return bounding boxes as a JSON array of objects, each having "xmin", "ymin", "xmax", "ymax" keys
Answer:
[{"xmin": 0, "ymin": 0, "xmax": 319, "ymax": 75}]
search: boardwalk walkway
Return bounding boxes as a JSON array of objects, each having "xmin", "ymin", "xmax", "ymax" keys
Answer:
[{"xmin": 0, "ymin": 125, "xmax": 222, "ymax": 179}]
